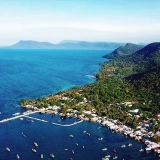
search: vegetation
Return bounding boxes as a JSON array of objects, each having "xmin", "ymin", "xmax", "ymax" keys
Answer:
[{"xmin": 20, "ymin": 42, "xmax": 160, "ymax": 133}]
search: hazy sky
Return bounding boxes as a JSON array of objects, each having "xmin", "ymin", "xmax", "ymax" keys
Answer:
[{"xmin": 0, "ymin": 0, "xmax": 160, "ymax": 45}]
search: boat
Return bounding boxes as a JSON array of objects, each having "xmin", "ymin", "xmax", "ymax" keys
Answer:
[
  {"xmin": 139, "ymin": 148, "xmax": 144, "ymax": 152},
  {"xmin": 16, "ymin": 154, "xmax": 20, "ymax": 159},
  {"xmin": 82, "ymin": 146, "xmax": 85, "ymax": 148},
  {"xmin": 98, "ymin": 137, "xmax": 103, "ymax": 140},
  {"xmin": 87, "ymin": 133, "xmax": 90, "ymax": 136},
  {"xmin": 32, "ymin": 148, "xmax": 36, "ymax": 152},
  {"xmin": 50, "ymin": 154, "xmax": 55, "ymax": 158},
  {"xmin": 75, "ymin": 143, "xmax": 78, "ymax": 146},
  {"xmin": 72, "ymin": 150, "xmax": 74, "ymax": 154},
  {"xmin": 69, "ymin": 134, "xmax": 74, "ymax": 138},
  {"xmin": 41, "ymin": 154, "xmax": 43, "ymax": 159},
  {"xmin": 6, "ymin": 147, "xmax": 10, "ymax": 152},
  {"xmin": 105, "ymin": 152, "xmax": 111, "ymax": 158},
  {"xmin": 34, "ymin": 142, "xmax": 38, "ymax": 147},
  {"xmin": 64, "ymin": 148, "xmax": 68, "ymax": 150},
  {"xmin": 113, "ymin": 153, "xmax": 118, "ymax": 159},
  {"xmin": 19, "ymin": 118, "xmax": 23, "ymax": 120},
  {"xmin": 83, "ymin": 131, "xmax": 86, "ymax": 133},
  {"xmin": 102, "ymin": 148, "xmax": 107, "ymax": 151},
  {"xmin": 102, "ymin": 157, "xmax": 109, "ymax": 160},
  {"xmin": 128, "ymin": 143, "xmax": 132, "ymax": 146},
  {"xmin": 121, "ymin": 145, "xmax": 126, "ymax": 148},
  {"xmin": 113, "ymin": 148, "xmax": 116, "ymax": 152}
]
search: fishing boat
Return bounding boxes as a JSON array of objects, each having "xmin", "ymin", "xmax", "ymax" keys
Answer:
[
  {"xmin": 69, "ymin": 134, "xmax": 74, "ymax": 138},
  {"xmin": 50, "ymin": 154, "xmax": 55, "ymax": 158},
  {"xmin": 113, "ymin": 153, "xmax": 118, "ymax": 159},
  {"xmin": 64, "ymin": 148, "xmax": 68, "ymax": 150},
  {"xmin": 6, "ymin": 147, "xmax": 10, "ymax": 152},
  {"xmin": 34, "ymin": 142, "xmax": 38, "ymax": 147},
  {"xmin": 98, "ymin": 137, "xmax": 103, "ymax": 140},
  {"xmin": 121, "ymin": 145, "xmax": 126, "ymax": 148},
  {"xmin": 128, "ymin": 143, "xmax": 132, "ymax": 146},
  {"xmin": 105, "ymin": 152, "xmax": 111, "ymax": 158},
  {"xmin": 16, "ymin": 154, "xmax": 20, "ymax": 159},
  {"xmin": 102, "ymin": 148, "xmax": 107, "ymax": 151},
  {"xmin": 41, "ymin": 154, "xmax": 43, "ymax": 159},
  {"xmin": 32, "ymin": 148, "xmax": 36, "ymax": 152}
]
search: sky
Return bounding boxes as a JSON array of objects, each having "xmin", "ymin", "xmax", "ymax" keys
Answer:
[{"xmin": 0, "ymin": 0, "xmax": 160, "ymax": 45}]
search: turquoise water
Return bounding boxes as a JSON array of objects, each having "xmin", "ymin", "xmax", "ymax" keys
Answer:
[{"xmin": 0, "ymin": 49, "xmax": 157, "ymax": 160}]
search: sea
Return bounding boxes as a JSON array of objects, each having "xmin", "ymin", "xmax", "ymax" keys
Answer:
[{"xmin": 0, "ymin": 49, "xmax": 158, "ymax": 160}]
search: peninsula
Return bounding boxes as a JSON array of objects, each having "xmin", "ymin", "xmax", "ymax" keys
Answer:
[{"xmin": 20, "ymin": 42, "xmax": 160, "ymax": 154}]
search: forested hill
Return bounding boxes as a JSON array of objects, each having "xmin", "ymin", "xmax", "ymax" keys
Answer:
[{"xmin": 103, "ymin": 43, "xmax": 144, "ymax": 59}]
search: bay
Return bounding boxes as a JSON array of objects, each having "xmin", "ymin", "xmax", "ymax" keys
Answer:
[{"xmin": 0, "ymin": 49, "xmax": 157, "ymax": 160}]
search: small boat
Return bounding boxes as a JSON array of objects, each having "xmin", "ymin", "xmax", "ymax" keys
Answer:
[
  {"xmin": 32, "ymin": 148, "xmax": 36, "ymax": 152},
  {"xmin": 72, "ymin": 150, "xmax": 74, "ymax": 154},
  {"xmin": 128, "ymin": 143, "xmax": 132, "ymax": 146},
  {"xmin": 75, "ymin": 143, "xmax": 78, "ymax": 146},
  {"xmin": 50, "ymin": 154, "xmax": 55, "ymax": 158},
  {"xmin": 105, "ymin": 152, "xmax": 111, "ymax": 158},
  {"xmin": 113, "ymin": 153, "xmax": 118, "ymax": 159},
  {"xmin": 41, "ymin": 154, "xmax": 43, "ymax": 159},
  {"xmin": 82, "ymin": 146, "xmax": 85, "ymax": 148},
  {"xmin": 6, "ymin": 147, "xmax": 10, "ymax": 152},
  {"xmin": 83, "ymin": 131, "xmax": 86, "ymax": 133},
  {"xmin": 121, "ymin": 145, "xmax": 126, "ymax": 148},
  {"xmin": 69, "ymin": 134, "xmax": 74, "ymax": 138},
  {"xmin": 64, "ymin": 148, "xmax": 68, "ymax": 150},
  {"xmin": 98, "ymin": 137, "xmax": 103, "ymax": 140},
  {"xmin": 113, "ymin": 148, "xmax": 116, "ymax": 152},
  {"xmin": 102, "ymin": 157, "xmax": 109, "ymax": 160},
  {"xmin": 16, "ymin": 154, "xmax": 20, "ymax": 159},
  {"xmin": 102, "ymin": 148, "xmax": 107, "ymax": 151},
  {"xmin": 34, "ymin": 142, "xmax": 38, "ymax": 147},
  {"xmin": 87, "ymin": 133, "xmax": 90, "ymax": 136},
  {"xmin": 19, "ymin": 118, "xmax": 23, "ymax": 120}
]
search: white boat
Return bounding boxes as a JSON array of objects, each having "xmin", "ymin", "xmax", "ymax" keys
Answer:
[
  {"xmin": 75, "ymin": 143, "xmax": 78, "ymax": 146},
  {"xmin": 16, "ymin": 154, "xmax": 20, "ymax": 159},
  {"xmin": 50, "ymin": 154, "xmax": 55, "ymax": 158},
  {"xmin": 128, "ymin": 143, "xmax": 132, "ymax": 146},
  {"xmin": 34, "ymin": 142, "xmax": 38, "ymax": 147},
  {"xmin": 72, "ymin": 150, "xmax": 74, "ymax": 154},
  {"xmin": 113, "ymin": 153, "xmax": 118, "ymax": 159},
  {"xmin": 102, "ymin": 148, "xmax": 107, "ymax": 151},
  {"xmin": 139, "ymin": 148, "xmax": 144, "ymax": 152},
  {"xmin": 98, "ymin": 137, "xmax": 103, "ymax": 140},
  {"xmin": 32, "ymin": 148, "xmax": 36, "ymax": 152},
  {"xmin": 105, "ymin": 153, "xmax": 111, "ymax": 158},
  {"xmin": 69, "ymin": 134, "xmax": 74, "ymax": 138},
  {"xmin": 19, "ymin": 118, "xmax": 23, "ymax": 120},
  {"xmin": 6, "ymin": 147, "xmax": 10, "ymax": 152},
  {"xmin": 102, "ymin": 157, "xmax": 109, "ymax": 160},
  {"xmin": 121, "ymin": 145, "xmax": 126, "ymax": 148},
  {"xmin": 64, "ymin": 148, "xmax": 68, "ymax": 150},
  {"xmin": 41, "ymin": 154, "xmax": 43, "ymax": 159}
]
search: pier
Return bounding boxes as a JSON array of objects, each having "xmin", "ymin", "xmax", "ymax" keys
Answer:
[
  {"xmin": 0, "ymin": 111, "xmax": 38, "ymax": 123},
  {"xmin": 52, "ymin": 120, "xmax": 83, "ymax": 127},
  {"xmin": 24, "ymin": 116, "xmax": 48, "ymax": 123}
]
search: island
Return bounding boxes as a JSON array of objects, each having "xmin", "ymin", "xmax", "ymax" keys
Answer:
[{"xmin": 20, "ymin": 42, "xmax": 160, "ymax": 155}]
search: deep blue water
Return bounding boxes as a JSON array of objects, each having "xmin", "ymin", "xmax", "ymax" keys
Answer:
[{"xmin": 0, "ymin": 49, "xmax": 158, "ymax": 160}]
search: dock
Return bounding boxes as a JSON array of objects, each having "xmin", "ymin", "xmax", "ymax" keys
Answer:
[
  {"xmin": 24, "ymin": 116, "xmax": 48, "ymax": 123},
  {"xmin": 52, "ymin": 120, "xmax": 83, "ymax": 127}
]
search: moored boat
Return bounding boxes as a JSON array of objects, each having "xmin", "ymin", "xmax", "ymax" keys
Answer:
[
  {"xmin": 121, "ymin": 145, "xmax": 126, "ymax": 148},
  {"xmin": 34, "ymin": 142, "xmax": 38, "ymax": 147},
  {"xmin": 16, "ymin": 154, "xmax": 20, "ymax": 159},
  {"xmin": 6, "ymin": 147, "xmax": 10, "ymax": 152},
  {"xmin": 50, "ymin": 154, "xmax": 55, "ymax": 158},
  {"xmin": 102, "ymin": 148, "xmax": 107, "ymax": 151},
  {"xmin": 98, "ymin": 137, "xmax": 103, "ymax": 140},
  {"xmin": 69, "ymin": 134, "xmax": 74, "ymax": 138},
  {"xmin": 72, "ymin": 150, "xmax": 74, "ymax": 154},
  {"xmin": 128, "ymin": 143, "xmax": 132, "ymax": 146},
  {"xmin": 32, "ymin": 148, "xmax": 36, "ymax": 152},
  {"xmin": 41, "ymin": 154, "xmax": 43, "ymax": 159}
]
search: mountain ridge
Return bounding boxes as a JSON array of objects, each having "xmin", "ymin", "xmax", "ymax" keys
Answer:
[{"xmin": 3, "ymin": 40, "xmax": 126, "ymax": 50}]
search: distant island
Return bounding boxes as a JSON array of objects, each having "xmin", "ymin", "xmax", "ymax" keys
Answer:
[{"xmin": 3, "ymin": 40, "xmax": 126, "ymax": 50}]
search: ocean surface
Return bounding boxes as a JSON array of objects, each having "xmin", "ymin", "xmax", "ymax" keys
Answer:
[{"xmin": 0, "ymin": 49, "xmax": 158, "ymax": 160}]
